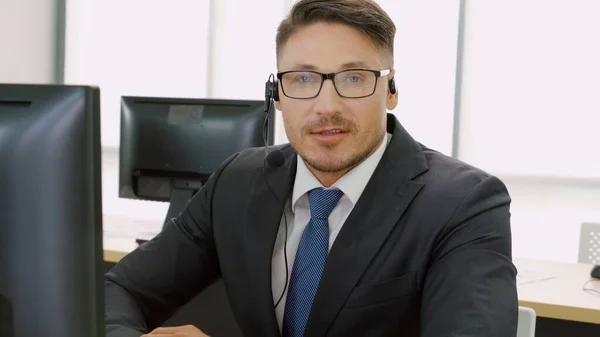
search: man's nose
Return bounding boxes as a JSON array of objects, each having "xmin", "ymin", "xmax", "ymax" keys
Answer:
[{"xmin": 314, "ymin": 79, "xmax": 339, "ymax": 115}]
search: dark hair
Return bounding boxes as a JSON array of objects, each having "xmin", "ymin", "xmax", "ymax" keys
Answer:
[{"xmin": 276, "ymin": 0, "xmax": 396, "ymax": 65}]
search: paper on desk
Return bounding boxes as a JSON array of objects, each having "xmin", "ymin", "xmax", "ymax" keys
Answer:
[
  {"xmin": 103, "ymin": 235, "xmax": 138, "ymax": 253},
  {"xmin": 103, "ymin": 219, "xmax": 163, "ymax": 240},
  {"xmin": 517, "ymin": 269, "xmax": 559, "ymax": 285}
]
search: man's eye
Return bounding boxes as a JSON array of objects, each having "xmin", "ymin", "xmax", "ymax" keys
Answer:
[{"xmin": 296, "ymin": 76, "xmax": 314, "ymax": 83}]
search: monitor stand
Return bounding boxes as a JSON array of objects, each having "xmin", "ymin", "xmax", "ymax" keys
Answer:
[{"xmin": 135, "ymin": 187, "xmax": 198, "ymax": 246}]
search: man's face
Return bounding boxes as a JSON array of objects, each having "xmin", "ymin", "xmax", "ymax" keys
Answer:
[{"xmin": 276, "ymin": 22, "xmax": 398, "ymax": 175}]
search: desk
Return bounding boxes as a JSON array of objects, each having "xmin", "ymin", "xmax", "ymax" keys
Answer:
[
  {"xmin": 101, "ymin": 218, "xmax": 243, "ymax": 337},
  {"xmin": 102, "ymin": 214, "xmax": 161, "ymax": 263},
  {"xmin": 515, "ymin": 258, "xmax": 600, "ymax": 324},
  {"xmin": 102, "ymin": 223, "xmax": 600, "ymax": 325},
  {"xmin": 104, "ymin": 249, "xmax": 127, "ymax": 263}
]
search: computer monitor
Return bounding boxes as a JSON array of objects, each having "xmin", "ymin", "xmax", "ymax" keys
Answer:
[
  {"xmin": 119, "ymin": 96, "xmax": 273, "ymax": 226},
  {"xmin": 0, "ymin": 84, "xmax": 104, "ymax": 337}
]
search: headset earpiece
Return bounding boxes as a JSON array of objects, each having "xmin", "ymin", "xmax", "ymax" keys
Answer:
[
  {"xmin": 264, "ymin": 76, "xmax": 279, "ymax": 110},
  {"xmin": 388, "ymin": 77, "xmax": 397, "ymax": 95},
  {"xmin": 264, "ymin": 75, "xmax": 279, "ymax": 113},
  {"xmin": 272, "ymin": 80, "xmax": 279, "ymax": 101}
]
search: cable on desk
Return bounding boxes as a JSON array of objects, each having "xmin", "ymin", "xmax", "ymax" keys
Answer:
[{"xmin": 582, "ymin": 279, "xmax": 600, "ymax": 297}]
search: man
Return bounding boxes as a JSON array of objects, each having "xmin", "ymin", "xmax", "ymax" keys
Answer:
[{"xmin": 105, "ymin": 0, "xmax": 518, "ymax": 336}]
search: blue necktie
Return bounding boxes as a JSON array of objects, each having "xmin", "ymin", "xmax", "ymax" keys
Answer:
[{"xmin": 282, "ymin": 187, "xmax": 344, "ymax": 337}]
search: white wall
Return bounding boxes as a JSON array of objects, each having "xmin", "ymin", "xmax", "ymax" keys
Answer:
[
  {"xmin": 459, "ymin": 1, "xmax": 600, "ymax": 262},
  {"xmin": 0, "ymin": 0, "xmax": 59, "ymax": 83},
  {"xmin": 64, "ymin": 0, "xmax": 211, "ymax": 148}
]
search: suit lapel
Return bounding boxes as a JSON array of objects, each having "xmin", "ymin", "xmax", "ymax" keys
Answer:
[
  {"xmin": 304, "ymin": 114, "xmax": 429, "ymax": 337},
  {"xmin": 242, "ymin": 146, "xmax": 297, "ymax": 337}
]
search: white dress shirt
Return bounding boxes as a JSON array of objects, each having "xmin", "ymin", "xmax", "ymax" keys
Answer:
[{"xmin": 271, "ymin": 132, "xmax": 392, "ymax": 330}]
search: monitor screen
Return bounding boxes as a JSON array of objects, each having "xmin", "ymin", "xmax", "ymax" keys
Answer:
[
  {"xmin": 119, "ymin": 96, "xmax": 273, "ymax": 225},
  {"xmin": 0, "ymin": 84, "xmax": 104, "ymax": 337}
]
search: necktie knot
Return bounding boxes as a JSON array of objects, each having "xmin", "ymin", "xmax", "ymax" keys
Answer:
[{"xmin": 308, "ymin": 188, "xmax": 344, "ymax": 219}]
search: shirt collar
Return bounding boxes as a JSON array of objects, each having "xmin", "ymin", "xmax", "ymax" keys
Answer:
[{"xmin": 291, "ymin": 132, "xmax": 392, "ymax": 213}]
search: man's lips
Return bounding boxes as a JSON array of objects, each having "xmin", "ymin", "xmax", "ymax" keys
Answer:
[
  {"xmin": 309, "ymin": 128, "xmax": 349, "ymax": 142},
  {"xmin": 310, "ymin": 127, "xmax": 348, "ymax": 135}
]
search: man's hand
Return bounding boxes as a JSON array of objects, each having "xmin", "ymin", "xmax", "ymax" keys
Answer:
[{"xmin": 141, "ymin": 325, "xmax": 209, "ymax": 337}]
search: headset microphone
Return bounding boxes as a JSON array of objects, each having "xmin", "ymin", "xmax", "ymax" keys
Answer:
[
  {"xmin": 266, "ymin": 149, "xmax": 285, "ymax": 168},
  {"xmin": 263, "ymin": 73, "xmax": 277, "ymax": 160},
  {"xmin": 263, "ymin": 73, "xmax": 290, "ymax": 309}
]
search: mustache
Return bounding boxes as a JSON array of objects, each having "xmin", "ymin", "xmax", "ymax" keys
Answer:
[{"xmin": 302, "ymin": 114, "xmax": 357, "ymax": 134}]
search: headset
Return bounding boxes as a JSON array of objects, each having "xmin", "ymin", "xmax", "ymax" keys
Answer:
[
  {"xmin": 261, "ymin": 72, "xmax": 396, "ymax": 309},
  {"xmin": 262, "ymin": 74, "xmax": 288, "ymax": 309},
  {"xmin": 389, "ymin": 77, "xmax": 397, "ymax": 95},
  {"xmin": 264, "ymin": 73, "xmax": 280, "ymax": 105},
  {"xmin": 263, "ymin": 74, "xmax": 284, "ymax": 166}
]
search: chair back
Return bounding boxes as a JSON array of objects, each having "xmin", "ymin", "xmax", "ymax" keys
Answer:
[
  {"xmin": 578, "ymin": 222, "xmax": 600, "ymax": 264},
  {"xmin": 517, "ymin": 306, "xmax": 536, "ymax": 337}
]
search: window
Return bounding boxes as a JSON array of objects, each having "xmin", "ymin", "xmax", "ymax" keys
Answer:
[
  {"xmin": 64, "ymin": 0, "xmax": 211, "ymax": 148},
  {"xmin": 458, "ymin": 1, "xmax": 600, "ymax": 261},
  {"xmin": 378, "ymin": 0, "xmax": 461, "ymax": 156},
  {"xmin": 206, "ymin": 0, "xmax": 288, "ymax": 143}
]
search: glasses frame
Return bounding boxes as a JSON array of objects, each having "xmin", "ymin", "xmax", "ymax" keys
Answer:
[{"xmin": 276, "ymin": 68, "xmax": 391, "ymax": 99}]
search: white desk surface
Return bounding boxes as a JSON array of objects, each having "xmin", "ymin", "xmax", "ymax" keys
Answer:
[
  {"xmin": 515, "ymin": 258, "xmax": 600, "ymax": 324},
  {"xmin": 103, "ymin": 214, "xmax": 162, "ymax": 263},
  {"xmin": 102, "ymin": 217, "xmax": 600, "ymax": 323}
]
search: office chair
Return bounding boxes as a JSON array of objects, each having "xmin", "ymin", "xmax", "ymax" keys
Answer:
[
  {"xmin": 517, "ymin": 306, "xmax": 536, "ymax": 337},
  {"xmin": 578, "ymin": 222, "xmax": 600, "ymax": 264}
]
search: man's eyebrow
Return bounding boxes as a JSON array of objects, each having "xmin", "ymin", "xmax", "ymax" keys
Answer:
[
  {"xmin": 288, "ymin": 63, "xmax": 319, "ymax": 71},
  {"xmin": 285, "ymin": 61, "xmax": 372, "ymax": 72},
  {"xmin": 339, "ymin": 61, "xmax": 369, "ymax": 69}
]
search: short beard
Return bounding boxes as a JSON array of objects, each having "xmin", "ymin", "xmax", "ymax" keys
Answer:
[{"xmin": 302, "ymin": 131, "xmax": 385, "ymax": 174}]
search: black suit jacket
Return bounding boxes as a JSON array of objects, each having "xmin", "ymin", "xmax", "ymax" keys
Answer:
[{"xmin": 105, "ymin": 114, "xmax": 518, "ymax": 337}]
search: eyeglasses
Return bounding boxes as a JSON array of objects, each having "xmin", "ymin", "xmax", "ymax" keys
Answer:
[{"xmin": 277, "ymin": 68, "xmax": 391, "ymax": 99}]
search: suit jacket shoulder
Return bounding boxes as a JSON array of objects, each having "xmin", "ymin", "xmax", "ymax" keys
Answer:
[{"xmin": 417, "ymin": 143, "xmax": 510, "ymax": 206}]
